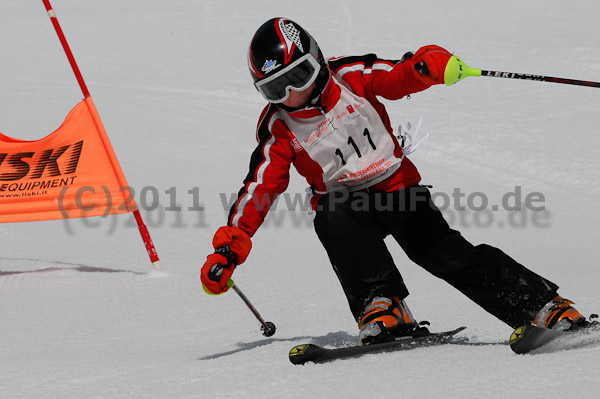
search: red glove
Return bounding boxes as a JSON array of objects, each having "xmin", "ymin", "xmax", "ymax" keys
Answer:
[
  {"xmin": 201, "ymin": 254, "xmax": 234, "ymax": 295},
  {"xmin": 411, "ymin": 45, "xmax": 453, "ymax": 86},
  {"xmin": 200, "ymin": 226, "xmax": 252, "ymax": 295},
  {"xmin": 211, "ymin": 226, "xmax": 252, "ymax": 265}
]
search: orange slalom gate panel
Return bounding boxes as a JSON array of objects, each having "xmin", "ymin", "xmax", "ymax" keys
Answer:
[{"xmin": 0, "ymin": 99, "xmax": 137, "ymax": 223}]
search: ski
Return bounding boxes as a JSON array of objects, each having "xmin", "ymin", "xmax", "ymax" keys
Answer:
[
  {"xmin": 510, "ymin": 321, "xmax": 599, "ymax": 354},
  {"xmin": 289, "ymin": 326, "xmax": 466, "ymax": 365}
]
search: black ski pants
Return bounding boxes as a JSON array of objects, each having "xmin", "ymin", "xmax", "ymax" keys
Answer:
[{"xmin": 313, "ymin": 185, "xmax": 558, "ymax": 328}]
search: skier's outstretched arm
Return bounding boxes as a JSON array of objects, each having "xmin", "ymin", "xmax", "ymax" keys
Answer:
[{"xmin": 362, "ymin": 45, "xmax": 460, "ymax": 99}]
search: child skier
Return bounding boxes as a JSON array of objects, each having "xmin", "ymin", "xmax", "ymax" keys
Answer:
[{"xmin": 201, "ymin": 17, "xmax": 592, "ymax": 343}]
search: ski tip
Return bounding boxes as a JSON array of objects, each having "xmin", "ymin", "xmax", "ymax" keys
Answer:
[
  {"xmin": 510, "ymin": 325, "xmax": 527, "ymax": 346},
  {"xmin": 509, "ymin": 324, "xmax": 538, "ymax": 354},
  {"xmin": 509, "ymin": 324, "xmax": 564, "ymax": 354},
  {"xmin": 289, "ymin": 344, "xmax": 321, "ymax": 365}
]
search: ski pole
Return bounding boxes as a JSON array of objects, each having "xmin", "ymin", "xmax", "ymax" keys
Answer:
[
  {"xmin": 444, "ymin": 55, "xmax": 600, "ymax": 88},
  {"xmin": 207, "ymin": 264, "xmax": 276, "ymax": 337}
]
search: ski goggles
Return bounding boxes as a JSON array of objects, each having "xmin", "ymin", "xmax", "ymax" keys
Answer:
[{"xmin": 254, "ymin": 53, "xmax": 321, "ymax": 103}]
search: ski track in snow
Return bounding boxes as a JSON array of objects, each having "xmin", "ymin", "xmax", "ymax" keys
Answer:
[{"xmin": 2, "ymin": 1, "xmax": 600, "ymax": 398}]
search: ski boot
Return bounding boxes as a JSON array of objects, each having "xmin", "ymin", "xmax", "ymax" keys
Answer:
[
  {"xmin": 532, "ymin": 296, "xmax": 592, "ymax": 331},
  {"xmin": 358, "ymin": 296, "xmax": 426, "ymax": 344},
  {"xmin": 509, "ymin": 296, "xmax": 599, "ymax": 354}
]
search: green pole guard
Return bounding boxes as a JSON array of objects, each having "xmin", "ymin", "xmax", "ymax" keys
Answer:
[
  {"xmin": 202, "ymin": 279, "xmax": 235, "ymax": 296},
  {"xmin": 444, "ymin": 55, "xmax": 482, "ymax": 86}
]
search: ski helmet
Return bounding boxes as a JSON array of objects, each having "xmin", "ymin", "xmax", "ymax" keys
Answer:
[{"xmin": 248, "ymin": 18, "xmax": 329, "ymax": 104}]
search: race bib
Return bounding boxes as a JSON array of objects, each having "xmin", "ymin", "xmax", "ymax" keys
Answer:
[{"xmin": 280, "ymin": 79, "xmax": 401, "ymax": 192}]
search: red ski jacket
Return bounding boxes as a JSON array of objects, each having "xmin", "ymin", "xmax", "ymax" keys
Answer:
[{"xmin": 228, "ymin": 53, "xmax": 434, "ymax": 237}]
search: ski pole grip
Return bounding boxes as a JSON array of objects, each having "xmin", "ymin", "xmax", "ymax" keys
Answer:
[
  {"xmin": 215, "ymin": 245, "xmax": 238, "ymax": 266},
  {"xmin": 202, "ymin": 278, "xmax": 234, "ymax": 296},
  {"xmin": 209, "ymin": 246, "xmax": 237, "ymax": 281},
  {"xmin": 444, "ymin": 55, "xmax": 482, "ymax": 86}
]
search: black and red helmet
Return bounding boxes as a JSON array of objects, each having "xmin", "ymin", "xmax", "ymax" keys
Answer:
[{"xmin": 248, "ymin": 18, "xmax": 329, "ymax": 104}]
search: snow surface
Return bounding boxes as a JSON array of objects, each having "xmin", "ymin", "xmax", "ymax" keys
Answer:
[{"xmin": 1, "ymin": 1, "xmax": 600, "ymax": 398}]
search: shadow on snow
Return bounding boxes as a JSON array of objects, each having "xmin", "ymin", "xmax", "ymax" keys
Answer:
[{"xmin": 0, "ymin": 257, "xmax": 144, "ymax": 276}]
